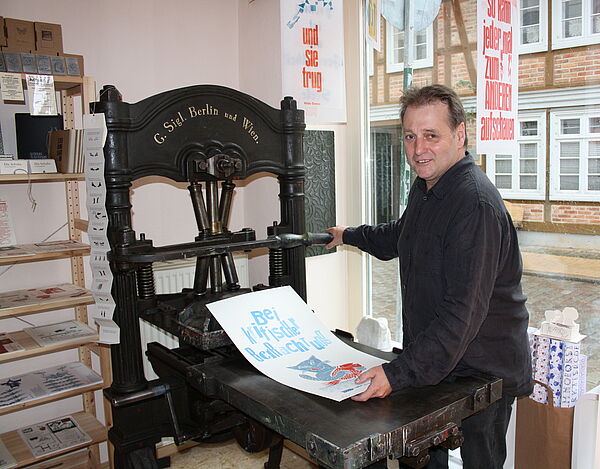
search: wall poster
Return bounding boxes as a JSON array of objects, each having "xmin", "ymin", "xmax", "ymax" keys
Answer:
[
  {"xmin": 476, "ymin": 0, "xmax": 519, "ymax": 155},
  {"xmin": 281, "ymin": 0, "xmax": 346, "ymax": 123}
]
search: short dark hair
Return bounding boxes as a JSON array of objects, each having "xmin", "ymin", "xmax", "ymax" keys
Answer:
[{"xmin": 400, "ymin": 84, "xmax": 468, "ymax": 148}]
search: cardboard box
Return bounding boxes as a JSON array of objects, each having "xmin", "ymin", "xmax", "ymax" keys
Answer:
[
  {"xmin": 0, "ymin": 17, "xmax": 7, "ymax": 47},
  {"xmin": 63, "ymin": 53, "xmax": 84, "ymax": 76},
  {"xmin": 5, "ymin": 18, "xmax": 35, "ymax": 52},
  {"xmin": 35, "ymin": 22, "xmax": 63, "ymax": 54}
]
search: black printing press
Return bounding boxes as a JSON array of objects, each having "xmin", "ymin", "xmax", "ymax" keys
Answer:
[{"xmin": 96, "ymin": 85, "xmax": 502, "ymax": 469}]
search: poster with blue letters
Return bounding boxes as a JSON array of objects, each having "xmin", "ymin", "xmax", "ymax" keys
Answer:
[{"xmin": 207, "ymin": 286, "xmax": 388, "ymax": 401}]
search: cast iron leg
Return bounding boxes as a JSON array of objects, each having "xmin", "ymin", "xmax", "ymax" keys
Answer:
[{"xmin": 264, "ymin": 439, "xmax": 284, "ymax": 469}]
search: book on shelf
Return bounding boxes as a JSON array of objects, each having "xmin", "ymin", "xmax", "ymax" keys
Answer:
[
  {"xmin": 49, "ymin": 129, "xmax": 84, "ymax": 173},
  {"xmin": 0, "ymin": 284, "xmax": 90, "ymax": 311},
  {"xmin": 18, "ymin": 415, "xmax": 92, "ymax": 459},
  {"xmin": 0, "ymin": 334, "xmax": 24, "ymax": 355},
  {"xmin": 0, "ymin": 361, "xmax": 102, "ymax": 410},
  {"xmin": 24, "ymin": 321, "xmax": 96, "ymax": 347}
]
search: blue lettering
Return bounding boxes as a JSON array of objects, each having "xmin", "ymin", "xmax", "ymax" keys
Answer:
[
  {"xmin": 241, "ymin": 327, "xmax": 258, "ymax": 345},
  {"xmin": 245, "ymin": 347, "xmax": 263, "ymax": 362}
]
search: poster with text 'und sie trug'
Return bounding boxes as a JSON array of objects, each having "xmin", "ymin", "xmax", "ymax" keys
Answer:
[
  {"xmin": 207, "ymin": 286, "xmax": 387, "ymax": 401},
  {"xmin": 281, "ymin": 0, "xmax": 346, "ymax": 124}
]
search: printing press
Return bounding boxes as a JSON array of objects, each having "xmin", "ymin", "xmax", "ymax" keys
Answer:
[{"xmin": 96, "ymin": 84, "xmax": 502, "ymax": 469}]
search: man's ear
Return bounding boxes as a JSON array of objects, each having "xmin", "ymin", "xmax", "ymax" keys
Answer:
[{"xmin": 456, "ymin": 122, "xmax": 466, "ymax": 148}]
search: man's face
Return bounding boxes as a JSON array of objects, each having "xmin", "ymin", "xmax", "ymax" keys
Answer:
[{"xmin": 402, "ymin": 101, "xmax": 466, "ymax": 190}]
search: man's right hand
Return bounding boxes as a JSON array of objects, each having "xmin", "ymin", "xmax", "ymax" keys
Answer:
[{"xmin": 325, "ymin": 226, "xmax": 348, "ymax": 249}]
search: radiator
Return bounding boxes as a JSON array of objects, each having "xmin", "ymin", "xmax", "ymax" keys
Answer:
[{"xmin": 139, "ymin": 254, "xmax": 249, "ymax": 380}]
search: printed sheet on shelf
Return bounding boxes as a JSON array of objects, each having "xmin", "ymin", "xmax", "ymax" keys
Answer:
[
  {"xmin": 24, "ymin": 321, "xmax": 97, "ymax": 347},
  {"xmin": 0, "ymin": 240, "xmax": 88, "ymax": 259},
  {"xmin": 207, "ymin": 286, "xmax": 388, "ymax": 401},
  {"xmin": 18, "ymin": 415, "xmax": 91, "ymax": 458},
  {"xmin": 0, "ymin": 284, "xmax": 89, "ymax": 311},
  {"xmin": 0, "ymin": 334, "xmax": 24, "ymax": 355},
  {"xmin": 0, "ymin": 362, "xmax": 102, "ymax": 410},
  {"xmin": 0, "ymin": 437, "xmax": 16, "ymax": 469}
]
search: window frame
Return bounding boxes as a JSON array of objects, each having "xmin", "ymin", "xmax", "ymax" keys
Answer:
[
  {"xmin": 385, "ymin": 20, "xmax": 433, "ymax": 73},
  {"xmin": 550, "ymin": 109, "xmax": 600, "ymax": 201},
  {"xmin": 519, "ymin": 0, "xmax": 549, "ymax": 54},
  {"xmin": 552, "ymin": 0, "xmax": 600, "ymax": 49},
  {"xmin": 486, "ymin": 111, "xmax": 547, "ymax": 200}
]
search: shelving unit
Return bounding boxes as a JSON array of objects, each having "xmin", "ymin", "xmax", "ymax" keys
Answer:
[{"xmin": 0, "ymin": 75, "xmax": 110, "ymax": 468}]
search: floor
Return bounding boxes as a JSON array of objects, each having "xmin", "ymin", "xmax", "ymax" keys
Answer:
[{"xmin": 169, "ymin": 442, "xmax": 316, "ymax": 469}]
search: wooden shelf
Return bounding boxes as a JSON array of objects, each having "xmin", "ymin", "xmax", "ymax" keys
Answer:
[
  {"xmin": 0, "ymin": 284, "xmax": 94, "ymax": 319},
  {"xmin": 0, "ymin": 411, "xmax": 107, "ymax": 468},
  {"xmin": 0, "ymin": 329, "xmax": 98, "ymax": 364},
  {"xmin": 13, "ymin": 73, "xmax": 87, "ymax": 92},
  {"xmin": 0, "ymin": 362, "xmax": 103, "ymax": 416},
  {"xmin": 0, "ymin": 381, "xmax": 103, "ymax": 416},
  {"xmin": 0, "ymin": 242, "xmax": 90, "ymax": 266},
  {"xmin": 0, "ymin": 173, "xmax": 84, "ymax": 184}
]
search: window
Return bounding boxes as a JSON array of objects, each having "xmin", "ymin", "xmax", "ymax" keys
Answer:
[
  {"xmin": 552, "ymin": 0, "xmax": 600, "ymax": 49},
  {"xmin": 519, "ymin": 0, "xmax": 548, "ymax": 53},
  {"xmin": 486, "ymin": 113, "xmax": 547, "ymax": 200},
  {"xmin": 550, "ymin": 110, "xmax": 600, "ymax": 201},
  {"xmin": 385, "ymin": 21, "xmax": 433, "ymax": 73}
]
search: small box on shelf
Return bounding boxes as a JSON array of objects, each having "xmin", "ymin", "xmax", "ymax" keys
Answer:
[
  {"xmin": 34, "ymin": 22, "xmax": 64, "ymax": 55},
  {"xmin": 35, "ymin": 53, "xmax": 52, "ymax": 75},
  {"xmin": 63, "ymin": 54, "xmax": 84, "ymax": 77},
  {"xmin": 3, "ymin": 51, "xmax": 23, "ymax": 73},
  {"xmin": 0, "ymin": 17, "xmax": 7, "ymax": 47},
  {"xmin": 4, "ymin": 19, "xmax": 35, "ymax": 53}
]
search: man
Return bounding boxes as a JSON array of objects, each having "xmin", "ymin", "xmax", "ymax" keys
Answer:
[{"xmin": 326, "ymin": 85, "xmax": 532, "ymax": 469}]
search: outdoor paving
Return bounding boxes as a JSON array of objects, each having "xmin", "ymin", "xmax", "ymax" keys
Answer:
[{"xmin": 371, "ymin": 255, "xmax": 600, "ymax": 392}]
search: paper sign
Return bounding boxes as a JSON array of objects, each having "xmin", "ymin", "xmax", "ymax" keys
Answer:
[
  {"xmin": 476, "ymin": 0, "xmax": 519, "ymax": 154},
  {"xmin": 0, "ymin": 72, "xmax": 24, "ymax": 102},
  {"xmin": 0, "ymin": 197, "xmax": 17, "ymax": 247},
  {"xmin": 207, "ymin": 286, "xmax": 388, "ymax": 401},
  {"xmin": 281, "ymin": 0, "xmax": 346, "ymax": 123},
  {"xmin": 26, "ymin": 74, "xmax": 58, "ymax": 115}
]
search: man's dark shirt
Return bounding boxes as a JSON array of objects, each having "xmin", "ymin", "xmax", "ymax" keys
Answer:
[{"xmin": 343, "ymin": 153, "xmax": 533, "ymax": 397}]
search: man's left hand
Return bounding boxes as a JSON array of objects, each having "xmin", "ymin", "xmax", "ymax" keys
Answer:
[{"xmin": 351, "ymin": 365, "xmax": 392, "ymax": 401}]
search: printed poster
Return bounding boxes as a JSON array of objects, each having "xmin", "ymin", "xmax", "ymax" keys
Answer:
[
  {"xmin": 24, "ymin": 321, "xmax": 97, "ymax": 347},
  {"xmin": 366, "ymin": 0, "xmax": 382, "ymax": 51},
  {"xmin": 0, "ymin": 362, "xmax": 102, "ymax": 410},
  {"xmin": 281, "ymin": 0, "xmax": 346, "ymax": 123},
  {"xmin": 26, "ymin": 74, "xmax": 58, "ymax": 116},
  {"xmin": 207, "ymin": 286, "xmax": 388, "ymax": 401},
  {"xmin": 476, "ymin": 0, "xmax": 519, "ymax": 154},
  {"xmin": 18, "ymin": 416, "xmax": 91, "ymax": 458}
]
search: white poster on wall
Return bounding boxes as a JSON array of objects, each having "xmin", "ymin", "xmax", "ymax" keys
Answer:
[
  {"xmin": 281, "ymin": 0, "xmax": 346, "ymax": 123},
  {"xmin": 476, "ymin": 0, "xmax": 519, "ymax": 155},
  {"xmin": 207, "ymin": 286, "xmax": 388, "ymax": 401}
]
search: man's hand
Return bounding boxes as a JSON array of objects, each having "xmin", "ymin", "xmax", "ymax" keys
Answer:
[
  {"xmin": 351, "ymin": 365, "xmax": 392, "ymax": 402},
  {"xmin": 325, "ymin": 226, "xmax": 348, "ymax": 249}
]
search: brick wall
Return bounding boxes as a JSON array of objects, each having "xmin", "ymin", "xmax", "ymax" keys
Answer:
[
  {"xmin": 554, "ymin": 49, "xmax": 600, "ymax": 85},
  {"xmin": 552, "ymin": 205, "xmax": 600, "ymax": 224},
  {"xmin": 522, "ymin": 204, "xmax": 544, "ymax": 222},
  {"xmin": 519, "ymin": 56, "xmax": 546, "ymax": 88}
]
